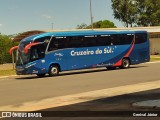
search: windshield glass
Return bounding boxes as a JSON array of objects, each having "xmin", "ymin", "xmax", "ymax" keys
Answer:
[
  {"xmin": 16, "ymin": 40, "xmax": 31, "ymax": 65},
  {"xmin": 16, "ymin": 35, "xmax": 50, "ymax": 65},
  {"xmin": 16, "ymin": 43, "xmax": 46, "ymax": 65},
  {"xmin": 16, "ymin": 49, "xmax": 30, "ymax": 65},
  {"xmin": 16, "ymin": 50, "xmax": 23, "ymax": 66}
]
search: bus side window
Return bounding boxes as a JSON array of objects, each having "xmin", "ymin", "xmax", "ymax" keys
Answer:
[
  {"xmin": 58, "ymin": 38, "xmax": 69, "ymax": 49},
  {"xmin": 96, "ymin": 35, "xmax": 112, "ymax": 46},
  {"xmin": 110, "ymin": 35, "xmax": 116, "ymax": 45},
  {"xmin": 135, "ymin": 33, "xmax": 147, "ymax": 44},
  {"xmin": 48, "ymin": 38, "xmax": 58, "ymax": 51},
  {"xmin": 84, "ymin": 36, "xmax": 97, "ymax": 47},
  {"xmin": 30, "ymin": 45, "xmax": 45, "ymax": 61},
  {"xmin": 69, "ymin": 37, "xmax": 83, "ymax": 48}
]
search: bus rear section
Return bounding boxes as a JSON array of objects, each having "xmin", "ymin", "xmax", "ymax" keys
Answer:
[{"xmin": 129, "ymin": 31, "xmax": 150, "ymax": 65}]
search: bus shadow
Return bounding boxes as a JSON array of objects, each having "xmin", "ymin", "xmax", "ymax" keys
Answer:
[
  {"xmin": 59, "ymin": 66, "xmax": 147, "ymax": 77},
  {"xmin": 15, "ymin": 69, "xmax": 107, "ymax": 80},
  {"xmin": 15, "ymin": 65, "xmax": 147, "ymax": 80},
  {"xmin": 59, "ymin": 69, "xmax": 107, "ymax": 76},
  {"xmin": 15, "ymin": 75, "xmax": 39, "ymax": 80}
]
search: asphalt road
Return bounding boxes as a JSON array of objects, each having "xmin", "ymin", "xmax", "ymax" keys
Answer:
[{"xmin": 0, "ymin": 62, "xmax": 160, "ymax": 107}]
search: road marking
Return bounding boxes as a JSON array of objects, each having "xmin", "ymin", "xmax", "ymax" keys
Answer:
[{"xmin": 0, "ymin": 80, "xmax": 160, "ymax": 111}]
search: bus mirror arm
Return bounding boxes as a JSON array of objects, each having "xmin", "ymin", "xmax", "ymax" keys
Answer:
[
  {"xmin": 24, "ymin": 42, "xmax": 44, "ymax": 54},
  {"xmin": 9, "ymin": 46, "xmax": 19, "ymax": 55}
]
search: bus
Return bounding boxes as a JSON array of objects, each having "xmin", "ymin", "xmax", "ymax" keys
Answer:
[{"xmin": 10, "ymin": 30, "xmax": 150, "ymax": 77}]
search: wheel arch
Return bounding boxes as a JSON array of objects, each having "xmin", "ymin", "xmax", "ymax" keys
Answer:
[
  {"xmin": 48, "ymin": 63, "xmax": 61, "ymax": 72},
  {"xmin": 123, "ymin": 57, "xmax": 131, "ymax": 64},
  {"xmin": 122, "ymin": 57, "xmax": 131, "ymax": 64},
  {"xmin": 119, "ymin": 57, "xmax": 131, "ymax": 69}
]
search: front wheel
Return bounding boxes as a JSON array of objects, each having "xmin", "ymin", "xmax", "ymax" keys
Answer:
[
  {"xmin": 48, "ymin": 65, "xmax": 59, "ymax": 77},
  {"xmin": 120, "ymin": 58, "xmax": 130, "ymax": 69}
]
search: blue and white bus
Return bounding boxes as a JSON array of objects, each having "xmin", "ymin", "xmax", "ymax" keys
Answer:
[{"xmin": 10, "ymin": 30, "xmax": 150, "ymax": 77}]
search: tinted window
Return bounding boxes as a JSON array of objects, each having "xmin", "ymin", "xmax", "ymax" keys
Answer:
[
  {"xmin": 34, "ymin": 36, "xmax": 51, "ymax": 52},
  {"xmin": 110, "ymin": 34, "xmax": 134, "ymax": 45},
  {"xmin": 48, "ymin": 37, "xmax": 67, "ymax": 51},
  {"xmin": 83, "ymin": 36, "xmax": 97, "ymax": 47},
  {"xmin": 97, "ymin": 35, "xmax": 111, "ymax": 46},
  {"xmin": 30, "ymin": 44, "xmax": 45, "ymax": 61},
  {"xmin": 69, "ymin": 36, "xmax": 97, "ymax": 48},
  {"xmin": 48, "ymin": 33, "xmax": 135, "ymax": 51},
  {"xmin": 135, "ymin": 33, "xmax": 147, "ymax": 44},
  {"xmin": 69, "ymin": 36, "xmax": 83, "ymax": 48}
]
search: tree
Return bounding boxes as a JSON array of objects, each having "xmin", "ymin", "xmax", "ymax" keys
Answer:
[
  {"xmin": 111, "ymin": 0, "xmax": 137, "ymax": 27},
  {"xmin": 99, "ymin": 20, "xmax": 117, "ymax": 28},
  {"xmin": 111, "ymin": 0, "xmax": 160, "ymax": 27},
  {"xmin": 77, "ymin": 20, "xmax": 117, "ymax": 29},
  {"xmin": 136, "ymin": 0, "xmax": 160, "ymax": 26},
  {"xmin": 76, "ymin": 23, "xmax": 87, "ymax": 29},
  {"xmin": 0, "ymin": 34, "xmax": 18, "ymax": 64}
]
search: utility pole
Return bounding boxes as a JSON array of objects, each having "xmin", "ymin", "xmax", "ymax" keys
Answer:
[{"xmin": 90, "ymin": 0, "xmax": 93, "ymax": 30}]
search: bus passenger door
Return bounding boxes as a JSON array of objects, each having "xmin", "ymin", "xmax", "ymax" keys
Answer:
[{"xmin": 29, "ymin": 45, "xmax": 46, "ymax": 74}]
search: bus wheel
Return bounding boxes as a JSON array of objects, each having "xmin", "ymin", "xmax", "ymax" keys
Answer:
[
  {"xmin": 120, "ymin": 58, "xmax": 130, "ymax": 69},
  {"xmin": 48, "ymin": 65, "xmax": 59, "ymax": 77},
  {"xmin": 37, "ymin": 74, "xmax": 45, "ymax": 78}
]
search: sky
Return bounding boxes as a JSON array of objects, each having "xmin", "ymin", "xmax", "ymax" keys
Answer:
[{"xmin": 0, "ymin": 0, "xmax": 123, "ymax": 35}]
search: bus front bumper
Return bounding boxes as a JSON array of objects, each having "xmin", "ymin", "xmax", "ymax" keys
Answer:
[
  {"xmin": 16, "ymin": 65, "xmax": 45, "ymax": 75},
  {"xmin": 16, "ymin": 66, "xmax": 30, "ymax": 75}
]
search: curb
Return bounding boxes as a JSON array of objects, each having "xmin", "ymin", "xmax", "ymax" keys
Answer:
[{"xmin": 0, "ymin": 75, "xmax": 17, "ymax": 79}]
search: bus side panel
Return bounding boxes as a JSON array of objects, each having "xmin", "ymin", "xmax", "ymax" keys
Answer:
[
  {"xmin": 42, "ymin": 41, "xmax": 149, "ymax": 72},
  {"xmin": 130, "ymin": 42, "xmax": 150, "ymax": 65},
  {"xmin": 60, "ymin": 45, "xmax": 132, "ymax": 70},
  {"xmin": 44, "ymin": 49, "xmax": 69, "ymax": 72}
]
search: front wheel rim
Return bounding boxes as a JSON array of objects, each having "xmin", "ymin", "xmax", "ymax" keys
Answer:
[
  {"xmin": 51, "ymin": 67, "xmax": 58, "ymax": 75},
  {"xmin": 123, "ymin": 59, "xmax": 129, "ymax": 68}
]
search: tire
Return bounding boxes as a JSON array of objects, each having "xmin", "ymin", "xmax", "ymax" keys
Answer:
[
  {"xmin": 48, "ymin": 65, "xmax": 59, "ymax": 77},
  {"xmin": 120, "ymin": 58, "xmax": 130, "ymax": 69},
  {"xmin": 37, "ymin": 73, "xmax": 45, "ymax": 78}
]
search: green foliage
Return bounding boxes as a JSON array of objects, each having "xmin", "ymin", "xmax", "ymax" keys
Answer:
[
  {"xmin": 111, "ymin": 0, "xmax": 138, "ymax": 27},
  {"xmin": 77, "ymin": 20, "xmax": 117, "ymax": 29},
  {"xmin": 76, "ymin": 23, "xmax": 88, "ymax": 29},
  {"xmin": 0, "ymin": 34, "xmax": 18, "ymax": 64},
  {"xmin": 111, "ymin": 0, "xmax": 160, "ymax": 27},
  {"xmin": 136, "ymin": 0, "xmax": 160, "ymax": 26},
  {"xmin": 0, "ymin": 69, "xmax": 15, "ymax": 76}
]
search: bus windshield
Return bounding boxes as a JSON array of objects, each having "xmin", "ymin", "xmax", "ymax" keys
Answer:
[
  {"xmin": 16, "ymin": 43, "xmax": 46, "ymax": 65},
  {"xmin": 16, "ymin": 50, "xmax": 30, "ymax": 65},
  {"xmin": 16, "ymin": 36, "xmax": 50, "ymax": 65},
  {"xmin": 16, "ymin": 40, "xmax": 31, "ymax": 65}
]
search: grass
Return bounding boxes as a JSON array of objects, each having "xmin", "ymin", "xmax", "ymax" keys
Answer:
[
  {"xmin": 0, "ymin": 69, "xmax": 15, "ymax": 77},
  {"xmin": 150, "ymin": 55, "xmax": 160, "ymax": 62},
  {"xmin": 0, "ymin": 55, "xmax": 160, "ymax": 77}
]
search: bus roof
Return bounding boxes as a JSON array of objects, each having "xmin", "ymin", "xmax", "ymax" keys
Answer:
[{"xmin": 21, "ymin": 30, "xmax": 147, "ymax": 42}]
